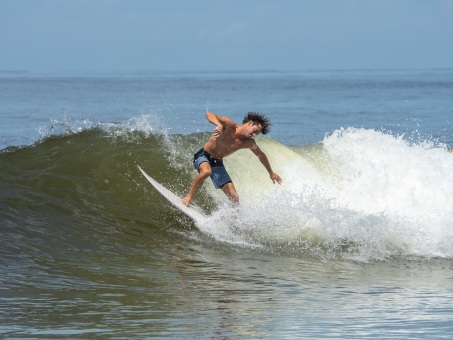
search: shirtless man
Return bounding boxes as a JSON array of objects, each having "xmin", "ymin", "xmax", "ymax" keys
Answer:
[{"xmin": 182, "ymin": 111, "xmax": 282, "ymax": 206}]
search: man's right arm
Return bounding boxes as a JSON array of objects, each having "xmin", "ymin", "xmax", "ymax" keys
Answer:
[
  {"xmin": 206, "ymin": 112, "xmax": 235, "ymax": 137},
  {"xmin": 206, "ymin": 111, "xmax": 221, "ymax": 126},
  {"xmin": 206, "ymin": 112, "xmax": 223, "ymax": 137}
]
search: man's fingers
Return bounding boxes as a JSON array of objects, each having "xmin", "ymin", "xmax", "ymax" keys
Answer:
[{"xmin": 270, "ymin": 173, "xmax": 282, "ymax": 184}]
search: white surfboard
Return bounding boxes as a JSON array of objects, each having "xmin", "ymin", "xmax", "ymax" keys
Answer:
[{"xmin": 138, "ymin": 166, "xmax": 207, "ymax": 222}]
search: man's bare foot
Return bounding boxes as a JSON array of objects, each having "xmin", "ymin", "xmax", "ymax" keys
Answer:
[{"xmin": 181, "ymin": 196, "xmax": 191, "ymax": 206}]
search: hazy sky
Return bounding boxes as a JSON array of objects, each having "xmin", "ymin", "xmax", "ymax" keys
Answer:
[{"xmin": 1, "ymin": 0, "xmax": 452, "ymax": 72}]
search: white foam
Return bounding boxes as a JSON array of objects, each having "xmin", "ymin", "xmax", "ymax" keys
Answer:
[{"xmin": 201, "ymin": 130, "xmax": 453, "ymax": 260}]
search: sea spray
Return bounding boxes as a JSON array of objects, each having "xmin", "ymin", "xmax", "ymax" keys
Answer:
[
  {"xmin": 322, "ymin": 128, "xmax": 453, "ymax": 258},
  {"xmin": 197, "ymin": 129, "xmax": 453, "ymax": 260}
]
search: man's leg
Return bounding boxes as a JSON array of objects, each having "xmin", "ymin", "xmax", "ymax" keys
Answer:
[
  {"xmin": 221, "ymin": 182, "xmax": 239, "ymax": 205},
  {"xmin": 182, "ymin": 162, "xmax": 211, "ymax": 206}
]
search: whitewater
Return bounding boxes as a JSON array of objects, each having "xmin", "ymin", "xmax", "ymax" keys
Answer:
[{"xmin": 159, "ymin": 125, "xmax": 453, "ymax": 260}]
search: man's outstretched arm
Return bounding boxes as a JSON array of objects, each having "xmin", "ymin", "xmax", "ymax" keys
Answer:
[{"xmin": 251, "ymin": 145, "xmax": 282, "ymax": 184}]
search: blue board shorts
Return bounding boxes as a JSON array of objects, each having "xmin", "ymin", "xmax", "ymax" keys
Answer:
[{"xmin": 193, "ymin": 148, "xmax": 232, "ymax": 189}]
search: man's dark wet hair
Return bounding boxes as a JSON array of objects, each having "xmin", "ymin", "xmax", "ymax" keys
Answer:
[{"xmin": 243, "ymin": 112, "xmax": 271, "ymax": 135}]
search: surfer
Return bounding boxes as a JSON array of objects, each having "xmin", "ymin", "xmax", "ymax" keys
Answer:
[{"xmin": 182, "ymin": 111, "xmax": 282, "ymax": 206}]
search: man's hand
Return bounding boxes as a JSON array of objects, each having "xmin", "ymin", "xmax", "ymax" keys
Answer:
[
  {"xmin": 270, "ymin": 172, "xmax": 282, "ymax": 184},
  {"xmin": 211, "ymin": 125, "xmax": 222, "ymax": 138}
]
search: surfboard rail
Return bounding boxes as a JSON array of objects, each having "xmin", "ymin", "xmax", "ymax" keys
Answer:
[{"xmin": 137, "ymin": 165, "xmax": 207, "ymax": 222}]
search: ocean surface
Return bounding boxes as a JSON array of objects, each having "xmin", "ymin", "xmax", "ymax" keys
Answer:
[{"xmin": 1, "ymin": 69, "xmax": 453, "ymax": 338}]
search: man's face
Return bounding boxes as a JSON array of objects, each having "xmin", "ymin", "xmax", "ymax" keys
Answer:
[{"xmin": 245, "ymin": 121, "xmax": 262, "ymax": 138}]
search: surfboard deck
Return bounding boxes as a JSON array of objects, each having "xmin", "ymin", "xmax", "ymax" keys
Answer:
[{"xmin": 138, "ymin": 166, "xmax": 207, "ymax": 222}]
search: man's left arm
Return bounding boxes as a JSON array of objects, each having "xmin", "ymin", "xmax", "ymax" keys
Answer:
[{"xmin": 251, "ymin": 145, "xmax": 282, "ymax": 184}]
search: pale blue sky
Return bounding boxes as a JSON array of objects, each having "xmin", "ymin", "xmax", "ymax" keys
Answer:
[{"xmin": 1, "ymin": 0, "xmax": 452, "ymax": 72}]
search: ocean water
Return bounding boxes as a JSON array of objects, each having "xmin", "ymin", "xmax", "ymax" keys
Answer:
[{"xmin": 1, "ymin": 69, "xmax": 453, "ymax": 338}]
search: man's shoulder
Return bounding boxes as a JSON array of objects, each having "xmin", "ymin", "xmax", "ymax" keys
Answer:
[
  {"xmin": 241, "ymin": 138, "xmax": 257, "ymax": 149},
  {"xmin": 221, "ymin": 116, "xmax": 238, "ymax": 129}
]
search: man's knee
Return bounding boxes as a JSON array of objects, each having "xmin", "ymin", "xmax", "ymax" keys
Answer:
[{"xmin": 198, "ymin": 163, "xmax": 212, "ymax": 178}]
